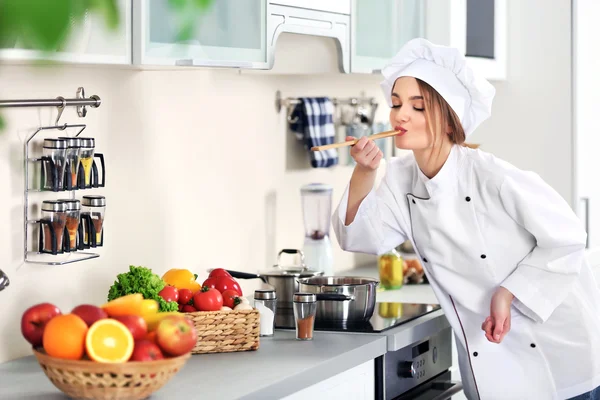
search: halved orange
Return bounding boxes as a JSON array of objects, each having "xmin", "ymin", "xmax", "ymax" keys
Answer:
[
  {"xmin": 101, "ymin": 293, "xmax": 143, "ymax": 317},
  {"xmin": 85, "ymin": 319, "xmax": 134, "ymax": 363}
]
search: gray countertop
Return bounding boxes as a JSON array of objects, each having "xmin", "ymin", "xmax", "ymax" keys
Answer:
[{"xmin": 0, "ymin": 330, "xmax": 387, "ymax": 400}]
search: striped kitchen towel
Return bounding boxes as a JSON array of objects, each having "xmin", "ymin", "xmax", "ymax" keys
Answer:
[{"xmin": 289, "ymin": 97, "xmax": 338, "ymax": 168}]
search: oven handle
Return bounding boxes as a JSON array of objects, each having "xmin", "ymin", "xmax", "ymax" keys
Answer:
[{"xmin": 428, "ymin": 381, "xmax": 463, "ymax": 400}]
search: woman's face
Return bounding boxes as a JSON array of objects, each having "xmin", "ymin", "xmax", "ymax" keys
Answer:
[{"xmin": 389, "ymin": 77, "xmax": 432, "ymax": 150}]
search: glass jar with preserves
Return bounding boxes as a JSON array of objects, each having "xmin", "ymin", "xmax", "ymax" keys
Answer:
[{"xmin": 378, "ymin": 248, "xmax": 404, "ymax": 290}]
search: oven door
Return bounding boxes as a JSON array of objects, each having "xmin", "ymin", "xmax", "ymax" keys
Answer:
[{"xmin": 394, "ymin": 371, "xmax": 463, "ymax": 400}]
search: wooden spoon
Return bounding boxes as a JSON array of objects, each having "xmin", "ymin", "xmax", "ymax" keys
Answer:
[{"xmin": 311, "ymin": 130, "xmax": 400, "ymax": 152}]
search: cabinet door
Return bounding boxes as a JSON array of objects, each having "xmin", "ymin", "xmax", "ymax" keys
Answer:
[
  {"xmin": 0, "ymin": 0, "xmax": 131, "ymax": 65},
  {"xmin": 351, "ymin": 0, "xmax": 424, "ymax": 73},
  {"xmin": 134, "ymin": 0, "xmax": 267, "ymax": 68}
]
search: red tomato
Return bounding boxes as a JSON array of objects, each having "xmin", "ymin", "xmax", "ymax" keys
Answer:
[
  {"xmin": 202, "ymin": 276, "xmax": 243, "ymax": 296},
  {"xmin": 221, "ymin": 290, "xmax": 241, "ymax": 309},
  {"xmin": 159, "ymin": 285, "xmax": 179, "ymax": 303},
  {"xmin": 181, "ymin": 305, "xmax": 198, "ymax": 313},
  {"xmin": 193, "ymin": 287, "xmax": 223, "ymax": 311},
  {"xmin": 208, "ymin": 268, "xmax": 232, "ymax": 279},
  {"xmin": 178, "ymin": 288, "xmax": 193, "ymax": 305}
]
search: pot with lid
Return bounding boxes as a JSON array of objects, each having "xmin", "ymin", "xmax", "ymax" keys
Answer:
[{"xmin": 226, "ymin": 249, "xmax": 323, "ymax": 309}]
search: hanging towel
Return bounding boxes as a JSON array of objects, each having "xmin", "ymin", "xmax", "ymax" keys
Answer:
[{"xmin": 289, "ymin": 97, "xmax": 338, "ymax": 168}]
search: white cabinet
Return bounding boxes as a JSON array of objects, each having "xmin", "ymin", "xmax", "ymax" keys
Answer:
[
  {"xmin": 0, "ymin": 0, "xmax": 131, "ymax": 65},
  {"xmin": 270, "ymin": 0, "xmax": 350, "ymax": 15},
  {"xmin": 133, "ymin": 0, "xmax": 268, "ymax": 68},
  {"xmin": 350, "ymin": 0, "xmax": 424, "ymax": 73},
  {"xmin": 282, "ymin": 360, "xmax": 375, "ymax": 400}
]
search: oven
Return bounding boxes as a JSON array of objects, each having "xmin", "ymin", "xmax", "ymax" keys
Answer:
[{"xmin": 375, "ymin": 327, "xmax": 463, "ymax": 400}]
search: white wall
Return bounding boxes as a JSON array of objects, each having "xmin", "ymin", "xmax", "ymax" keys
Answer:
[{"xmin": 0, "ymin": 0, "xmax": 573, "ymax": 363}]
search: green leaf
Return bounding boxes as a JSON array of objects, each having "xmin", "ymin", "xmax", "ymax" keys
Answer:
[
  {"xmin": 193, "ymin": 0, "xmax": 214, "ymax": 10},
  {"xmin": 0, "ymin": 114, "xmax": 5, "ymax": 131},
  {"xmin": 89, "ymin": 0, "xmax": 120, "ymax": 30},
  {"xmin": 168, "ymin": 0, "xmax": 187, "ymax": 10},
  {"xmin": 16, "ymin": 0, "xmax": 74, "ymax": 51}
]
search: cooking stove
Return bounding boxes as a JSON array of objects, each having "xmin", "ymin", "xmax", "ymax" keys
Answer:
[{"xmin": 275, "ymin": 302, "xmax": 441, "ymax": 333}]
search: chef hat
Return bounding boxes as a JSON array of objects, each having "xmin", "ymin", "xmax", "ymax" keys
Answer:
[{"xmin": 380, "ymin": 38, "xmax": 496, "ymax": 136}]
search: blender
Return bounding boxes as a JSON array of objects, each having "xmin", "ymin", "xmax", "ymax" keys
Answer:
[{"xmin": 300, "ymin": 183, "xmax": 334, "ymax": 275}]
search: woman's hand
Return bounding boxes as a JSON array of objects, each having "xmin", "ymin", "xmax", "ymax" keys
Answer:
[
  {"xmin": 348, "ymin": 136, "xmax": 383, "ymax": 171},
  {"xmin": 481, "ymin": 286, "xmax": 515, "ymax": 344}
]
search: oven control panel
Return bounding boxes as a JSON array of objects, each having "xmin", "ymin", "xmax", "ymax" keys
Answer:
[{"xmin": 383, "ymin": 327, "xmax": 453, "ymax": 399}]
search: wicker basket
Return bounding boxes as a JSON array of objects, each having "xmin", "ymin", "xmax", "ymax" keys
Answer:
[
  {"xmin": 185, "ymin": 308, "xmax": 260, "ymax": 354},
  {"xmin": 33, "ymin": 348, "xmax": 190, "ymax": 400}
]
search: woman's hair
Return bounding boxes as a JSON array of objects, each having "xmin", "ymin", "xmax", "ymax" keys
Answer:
[{"xmin": 416, "ymin": 79, "xmax": 479, "ymax": 150}]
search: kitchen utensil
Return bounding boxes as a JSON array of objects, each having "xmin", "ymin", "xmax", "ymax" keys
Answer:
[
  {"xmin": 297, "ymin": 276, "xmax": 378, "ymax": 323},
  {"xmin": 57, "ymin": 199, "xmax": 80, "ymax": 252},
  {"xmin": 57, "ymin": 137, "xmax": 81, "ymax": 190},
  {"xmin": 254, "ymin": 289, "xmax": 277, "ymax": 337},
  {"xmin": 293, "ymin": 293, "xmax": 317, "ymax": 340},
  {"xmin": 226, "ymin": 249, "xmax": 323, "ymax": 309},
  {"xmin": 40, "ymin": 200, "xmax": 68, "ymax": 254},
  {"xmin": 80, "ymin": 195, "xmax": 106, "ymax": 248},
  {"xmin": 301, "ymin": 183, "xmax": 334, "ymax": 275},
  {"xmin": 310, "ymin": 129, "xmax": 400, "ymax": 151},
  {"xmin": 0, "ymin": 269, "xmax": 9, "ymax": 291},
  {"xmin": 41, "ymin": 138, "xmax": 67, "ymax": 191}
]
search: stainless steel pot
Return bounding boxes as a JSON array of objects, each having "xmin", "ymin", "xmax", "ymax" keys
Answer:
[
  {"xmin": 227, "ymin": 249, "xmax": 323, "ymax": 309},
  {"xmin": 297, "ymin": 276, "xmax": 378, "ymax": 323}
]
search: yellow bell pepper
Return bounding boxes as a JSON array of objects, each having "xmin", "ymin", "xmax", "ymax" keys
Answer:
[{"xmin": 162, "ymin": 268, "xmax": 201, "ymax": 292}]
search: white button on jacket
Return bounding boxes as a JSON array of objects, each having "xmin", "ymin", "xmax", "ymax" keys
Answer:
[{"xmin": 333, "ymin": 145, "xmax": 600, "ymax": 400}]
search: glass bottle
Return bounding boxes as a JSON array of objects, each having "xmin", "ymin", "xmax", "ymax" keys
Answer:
[
  {"xmin": 254, "ymin": 289, "xmax": 277, "ymax": 337},
  {"xmin": 293, "ymin": 293, "xmax": 317, "ymax": 341},
  {"xmin": 378, "ymin": 248, "xmax": 404, "ymax": 290}
]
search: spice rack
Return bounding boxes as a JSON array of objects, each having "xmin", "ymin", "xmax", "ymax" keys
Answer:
[{"xmin": 0, "ymin": 87, "xmax": 104, "ymax": 265}]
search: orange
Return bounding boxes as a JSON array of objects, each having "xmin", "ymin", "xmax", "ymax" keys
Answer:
[
  {"xmin": 86, "ymin": 319, "xmax": 134, "ymax": 363},
  {"xmin": 43, "ymin": 314, "xmax": 88, "ymax": 360},
  {"xmin": 101, "ymin": 293, "xmax": 143, "ymax": 317}
]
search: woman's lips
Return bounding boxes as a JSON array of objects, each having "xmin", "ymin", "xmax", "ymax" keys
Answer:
[{"xmin": 394, "ymin": 127, "xmax": 407, "ymax": 135}]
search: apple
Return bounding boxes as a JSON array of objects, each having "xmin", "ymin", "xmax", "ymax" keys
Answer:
[
  {"xmin": 71, "ymin": 304, "xmax": 108, "ymax": 327},
  {"xmin": 21, "ymin": 303, "xmax": 62, "ymax": 347},
  {"xmin": 112, "ymin": 315, "xmax": 148, "ymax": 340},
  {"xmin": 130, "ymin": 339, "xmax": 164, "ymax": 362},
  {"xmin": 159, "ymin": 285, "xmax": 178, "ymax": 303},
  {"xmin": 155, "ymin": 315, "xmax": 197, "ymax": 356}
]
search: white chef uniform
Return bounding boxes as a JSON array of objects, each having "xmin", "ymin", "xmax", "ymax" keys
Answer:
[{"xmin": 333, "ymin": 38, "xmax": 600, "ymax": 400}]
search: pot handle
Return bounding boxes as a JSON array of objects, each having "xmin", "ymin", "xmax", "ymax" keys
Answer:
[
  {"xmin": 316, "ymin": 293, "xmax": 354, "ymax": 302},
  {"xmin": 225, "ymin": 270, "xmax": 262, "ymax": 280}
]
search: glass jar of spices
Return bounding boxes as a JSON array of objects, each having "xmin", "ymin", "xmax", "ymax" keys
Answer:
[
  {"xmin": 81, "ymin": 195, "xmax": 106, "ymax": 247},
  {"xmin": 254, "ymin": 289, "xmax": 277, "ymax": 337},
  {"xmin": 78, "ymin": 137, "xmax": 95, "ymax": 188},
  {"xmin": 40, "ymin": 200, "xmax": 68, "ymax": 254},
  {"xmin": 57, "ymin": 137, "xmax": 81, "ymax": 190},
  {"xmin": 41, "ymin": 139, "xmax": 67, "ymax": 191},
  {"xmin": 57, "ymin": 199, "xmax": 80, "ymax": 252},
  {"xmin": 293, "ymin": 293, "xmax": 317, "ymax": 341}
]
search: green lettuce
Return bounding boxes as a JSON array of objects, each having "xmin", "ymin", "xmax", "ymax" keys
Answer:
[{"xmin": 108, "ymin": 265, "xmax": 179, "ymax": 312}]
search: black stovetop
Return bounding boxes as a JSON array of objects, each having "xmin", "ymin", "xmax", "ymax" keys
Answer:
[{"xmin": 275, "ymin": 302, "xmax": 440, "ymax": 333}]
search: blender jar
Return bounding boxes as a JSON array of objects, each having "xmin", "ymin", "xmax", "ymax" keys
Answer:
[
  {"xmin": 57, "ymin": 199, "xmax": 80, "ymax": 252},
  {"xmin": 42, "ymin": 139, "xmax": 67, "ymax": 191},
  {"xmin": 58, "ymin": 137, "xmax": 81, "ymax": 190},
  {"xmin": 81, "ymin": 195, "xmax": 106, "ymax": 247},
  {"xmin": 300, "ymin": 183, "xmax": 334, "ymax": 275},
  {"xmin": 40, "ymin": 200, "xmax": 68, "ymax": 254},
  {"xmin": 78, "ymin": 138, "xmax": 95, "ymax": 188}
]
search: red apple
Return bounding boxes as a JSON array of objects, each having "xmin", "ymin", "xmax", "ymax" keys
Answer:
[
  {"xmin": 159, "ymin": 285, "xmax": 179, "ymax": 303},
  {"xmin": 178, "ymin": 288, "xmax": 193, "ymax": 305},
  {"xmin": 155, "ymin": 315, "xmax": 197, "ymax": 356},
  {"xmin": 21, "ymin": 303, "xmax": 62, "ymax": 347},
  {"xmin": 181, "ymin": 305, "xmax": 197, "ymax": 313},
  {"xmin": 112, "ymin": 315, "xmax": 148, "ymax": 340},
  {"xmin": 71, "ymin": 304, "xmax": 108, "ymax": 327},
  {"xmin": 130, "ymin": 339, "xmax": 164, "ymax": 362}
]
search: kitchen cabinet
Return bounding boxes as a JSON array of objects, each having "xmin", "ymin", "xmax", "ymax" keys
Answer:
[
  {"xmin": 270, "ymin": 0, "xmax": 350, "ymax": 15},
  {"xmin": 282, "ymin": 360, "xmax": 375, "ymax": 400},
  {"xmin": 0, "ymin": 0, "xmax": 131, "ymax": 65},
  {"xmin": 448, "ymin": 0, "xmax": 507, "ymax": 80},
  {"xmin": 133, "ymin": 0, "xmax": 268, "ymax": 68},
  {"xmin": 350, "ymin": 0, "xmax": 425, "ymax": 73}
]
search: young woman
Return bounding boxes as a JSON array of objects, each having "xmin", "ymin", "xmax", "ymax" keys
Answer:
[{"xmin": 332, "ymin": 38, "xmax": 600, "ymax": 400}]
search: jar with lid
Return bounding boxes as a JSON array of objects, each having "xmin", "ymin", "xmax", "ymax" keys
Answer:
[
  {"xmin": 40, "ymin": 200, "xmax": 68, "ymax": 254},
  {"xmin": 378, "ymin": 248, "xmax": 403, "ymax": 290},
  {"xmin": 254, "ymin": 289, "xmax": 277, "ymax": 337},
  {"xmin": 81, "ymin": 195, "xmax": 106, "ymax": 247},
  {"xmin": 57, "ymin": 199, "xmax": 80, "ymax": 252},
  {"xmin": 41, "ymin": 139, "xmax": 67, "ymax": 191},
  {"xmin": 57, "ymin": 137, "xmax": 81, "ymax": 190},
  {"xmin": 78, "ymin": 137, "xmax": 95, "ymax": 188},
  {"xmin": 293, "ymin": 293, "xmax": 317, "ymax": 341}
]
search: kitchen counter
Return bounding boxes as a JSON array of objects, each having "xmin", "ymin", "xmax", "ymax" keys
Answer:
[{"xmin": 0, "ymin": 330, "xmax": 387, "ymax": 400}]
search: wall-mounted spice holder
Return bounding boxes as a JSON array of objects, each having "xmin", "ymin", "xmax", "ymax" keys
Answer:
[{"xmin": 0, "ymin": 87, "xmax": 105, "ymax": 266}]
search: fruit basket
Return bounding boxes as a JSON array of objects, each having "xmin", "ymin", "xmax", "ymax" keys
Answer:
[
  {"xmin": 33, "ymin": 348, "xmax": 190, "ymax": 400},
  {"xmin": 185, "ymin": 308, "xmax": 260, "ymax": 354}
]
